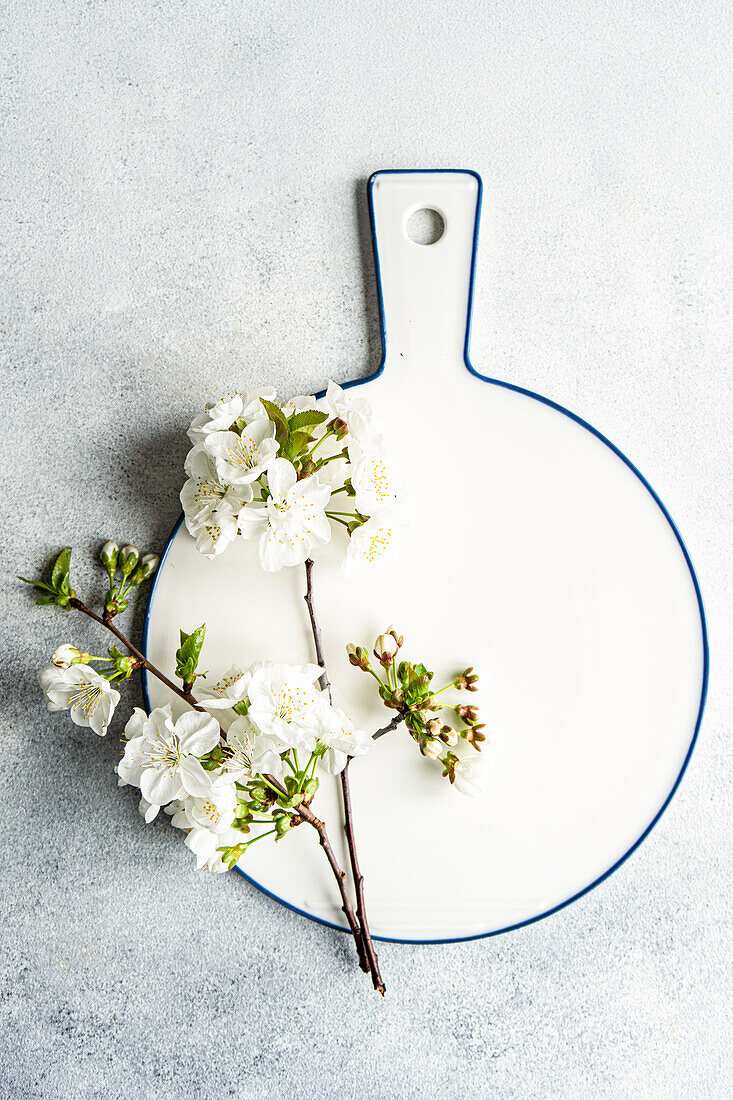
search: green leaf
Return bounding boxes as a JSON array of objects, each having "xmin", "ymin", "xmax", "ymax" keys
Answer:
[
  {"xmin": 284, "ymin": 430, "xmax": 313, "ymax": 460},
  {"xmin": 36, "ymin": 594, "xmax": 57, "ymax": 605},
  {"xmin": 288, "ymin": 409, "xmax": 328, "ymax": 432},
  {"xmin": 175, "ymin": 623, "xmax": 206, "ymax": 683},
  {"xmin": 51, "ymin": 548, "xmax": 72, "ymax": 589},
  {"xmin": 405, "ymin": 711, "xmax": 425, "ymax": 735},
  {"xmin": 260, "ymin": 399, "xmax": 290, "ymax": 447},
  {"xmin": 18, "ymin": 576, "xmax": 56, "ymax": 593}
]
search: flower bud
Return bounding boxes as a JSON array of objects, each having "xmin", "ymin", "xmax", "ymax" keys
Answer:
[
  {"xmin": 387, "ymin": 625, "xmax": 404, "ymax": 649},
  {"xmin": 456, "ymin": 703, "xmax": 479, "ymax": 724},
  {"xmin": 329, "ymin": 417, "xmax": 348, "ymax": 440},
  {"xmin": 129, "ymin": 553, "xmax": 159, "ymax": 586},
  {"xmin": 100, "ymin": 541, "xmax": 119, "ymax": 572},
  {"xmin": 119, "ymin": 545, "xmax": 139, "ymax": 576},
  {"xmin": 422, "ymin": 737, "xmax": 442, "ymax": 759},
  {"xmin": 456, "ymin": 667, "xmax": 479, "ymax": 692},
  {"xmin": 466, "ymin": 724, "xmax": 486, "ymax": 749},
  {"xmin": 113, "ymin": 654, "xmax": 140, "ymax": 679},
  {"xmin": 346, "ymin": 643, "xmax": 371, "ymax": 671},
  {"xmin": 51, "ymin": 644, "xmax": 89, "ymax": 669},
  {"xmin": 374, "ymin": 633, "xmax": 399, "ymax": 665},
  {"xmin": 303, "ymin": 778, "xmax": 319, "ymax": 801},
  {"xmin": 440, "ymin": 724, "xmax": 459, "ymax": 746},
  {"xmin": 426, "ymin": 718, "xmax": 442, "ymax": 738}
]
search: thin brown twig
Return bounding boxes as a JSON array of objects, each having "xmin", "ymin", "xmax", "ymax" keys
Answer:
[
  {"xmin": 303, "ymin": 558, "xmax": 385, "ymax": 995},
  {"xmin": 372, "ymin": 714, "xmax": 406, "ymax": 740},
  {"xmin": 68, "ymin": 594, "xmax": 367, "ymax": 974},
  {"xmin": 69, "ymin": 598, "xmax": 197, "ymax": 706},
  {"xmin": 339, "ymin": 757, "xmax": 385, "ymax": 994}
]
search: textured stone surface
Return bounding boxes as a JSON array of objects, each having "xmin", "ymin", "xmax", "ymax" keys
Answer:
[{"xmin": 1, "ymin": 1, "xmax": 731, "ymax": 1096}]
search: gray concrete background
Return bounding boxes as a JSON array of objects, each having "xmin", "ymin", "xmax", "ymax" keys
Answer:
[{"xmin": 2, "ymin": 1, "xmax": 731, "ymax": 1097}]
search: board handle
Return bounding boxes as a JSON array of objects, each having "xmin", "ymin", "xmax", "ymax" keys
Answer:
[{"xmin": 368, "ymin": 170, "xmax": 482, "ymax": 373}]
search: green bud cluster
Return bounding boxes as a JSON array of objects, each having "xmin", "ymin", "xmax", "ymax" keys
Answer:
[
  {"xmin": 218, "ymin": 743, "xmax": 327, "ymax": 867},
  {"xmin": 346, "ymin": 630, "xmax": 486, "ymax": 775},
  {"xmin": 99, "ymin": 540, "xmax": 159, "ymax": 617},
  {"xmin": 107, "ymin": 645, "xmax": 141, "ymax": 680}
]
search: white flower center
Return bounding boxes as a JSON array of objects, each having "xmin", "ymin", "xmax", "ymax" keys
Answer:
[
  {"xmin": 200, "ymin": 799, "xmax": 224, "ymax": 827},
  {"xmin": 193, "ymin": 479, "xmax": 225, "ymax": 508},
  {"xmin": 365, "ymin": 459, "xmax": 391, "ymax": 504},
  {"xmin": 361, "ymin": 525, "xmax": 393, "ymax": 562},
  {"xmin": 228, "ymin": 438, "xmax": 259, "ymax": 469},
  {"xmin": 143, "ymin": 734, "xmax": 182, "ymax": 772},
  {"xmin": 225, "ymin": 731, "xmax": 254, "ymax": 774},
  {"xmin": 271, "ymin": 683, "xmax": 315, "ymax": 722},
  {"xmin": 69, "ymin": 684, "xmax": 102, "ymax": 717},
  {"xmin": 212, "ymin": 673, "xmax": 243, "ymax": 697}
]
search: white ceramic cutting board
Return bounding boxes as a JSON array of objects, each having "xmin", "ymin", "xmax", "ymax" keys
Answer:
[{"xmin": 144, "ymin": 170, "xmax": 707, "ymax": 943}]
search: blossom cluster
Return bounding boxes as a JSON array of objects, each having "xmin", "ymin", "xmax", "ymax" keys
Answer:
[
  {"xmin": 180, "ymin": 381, "xmax": 402, "ymax": 572},
  {"xmin": 38, "ymin": 654, "xmax": 372, "ymax": 872}
]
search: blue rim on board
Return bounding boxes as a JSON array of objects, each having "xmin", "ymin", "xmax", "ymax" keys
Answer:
[{"xmin": 142, "ymin": 168, "xmax": 709, "ymax": 946}]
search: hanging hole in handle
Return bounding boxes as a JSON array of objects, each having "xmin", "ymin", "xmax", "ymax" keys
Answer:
[{"xmin": 406, "ymin": 207, "xmax": 445, "ymax": 246}]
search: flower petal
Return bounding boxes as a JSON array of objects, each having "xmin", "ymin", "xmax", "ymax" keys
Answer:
[
  {"xmin": 140, "ymin": 768, "xmax": 180, "ymax": 806},
  {"xmin": 266, "ymin": 458, "xmax": 298, "ymax": 500},
  {"xmin": 178, "ymin": 755, "xmax": 215, "ymax": 798},
  {"xmin": 175, "ymin": 711, "xmax": 221, "ymax": 756}
]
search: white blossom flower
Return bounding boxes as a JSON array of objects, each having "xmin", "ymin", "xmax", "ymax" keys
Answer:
[
  {"xmin": 326, "ymin": 380, "xmax": 381, "ymax": 446},
  {"xmin": 181, "ymin": 446, "xmax": 253, "ymax": 527},
  {"xmin": 169, "ymin": 777, "xmax": 238, "ymax": 835},
  {"xmin": 187, "ymin": 393, "xmax": 245, "ymax": 442},
  {"xmin": 197, "ymin": 666, "xmax": 250, "ymax": 711},
  {"xmin": 452, "ymin": 754, "xmax": 487, "ymax": 798},
  {"xmin": 50, "ymin": 644, "xmax": 87, "ymax": 669},
  {"xmin": 204, "ymin": 420, "xmax": 279, "ymax": 486},
  {"xmin": 345, "ymin": 512, "xmax": 404, "ymax": 574},
  {"xmin": 238, "ymin": 459, "xmax": 331, "ymax": 572},
  {"xmin": 373, "ymin": 633, "xmax": 399, "ymax": 662},
  {"xmin": 117, "ymin": 705, "xmax": 220, "ymax": 806},
  {"xmin": 223, "ymin": 716, "xmax": 285, "ymax": 780},
  {"xmin": 246, "ymin": 661, "xmax": 323, "ymax": 749},
  {"xmin": 185, "ymin": 504, "xmax": 240, "ymax": 559},
  {"xmin": 310, "ymin": 699, "xmax": 372, "ymax": 774},
  {"xmin": 38, "ymin": 663, "xmax": 120, "ymax": 736},
  {"xmin": 349, "ymin": 440, "xmax": 398, "ymax": 515}
]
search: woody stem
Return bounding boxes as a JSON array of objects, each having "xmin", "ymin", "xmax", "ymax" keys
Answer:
[{"xmin": 303, "ymin": 559, "xmax": 385, "ymax": 995}]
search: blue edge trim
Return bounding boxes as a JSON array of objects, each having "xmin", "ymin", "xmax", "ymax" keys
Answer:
[{"xmin": 143, "ymin": 169, "xmax": 709, "ymax": 946}]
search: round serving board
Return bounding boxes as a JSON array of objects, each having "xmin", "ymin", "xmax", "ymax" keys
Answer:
[{"xmin": 144, "ymin": 170, "xmax": 707, "ymax": 943}]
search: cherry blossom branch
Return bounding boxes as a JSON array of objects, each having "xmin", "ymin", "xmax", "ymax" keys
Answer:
[
  {"xmin": 303, "ymin": 559, "xmax": 385, "ymax": 995},
  {"xmin": 68, "ymin": 594, "xmax": 369, "ymax": 978}
]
